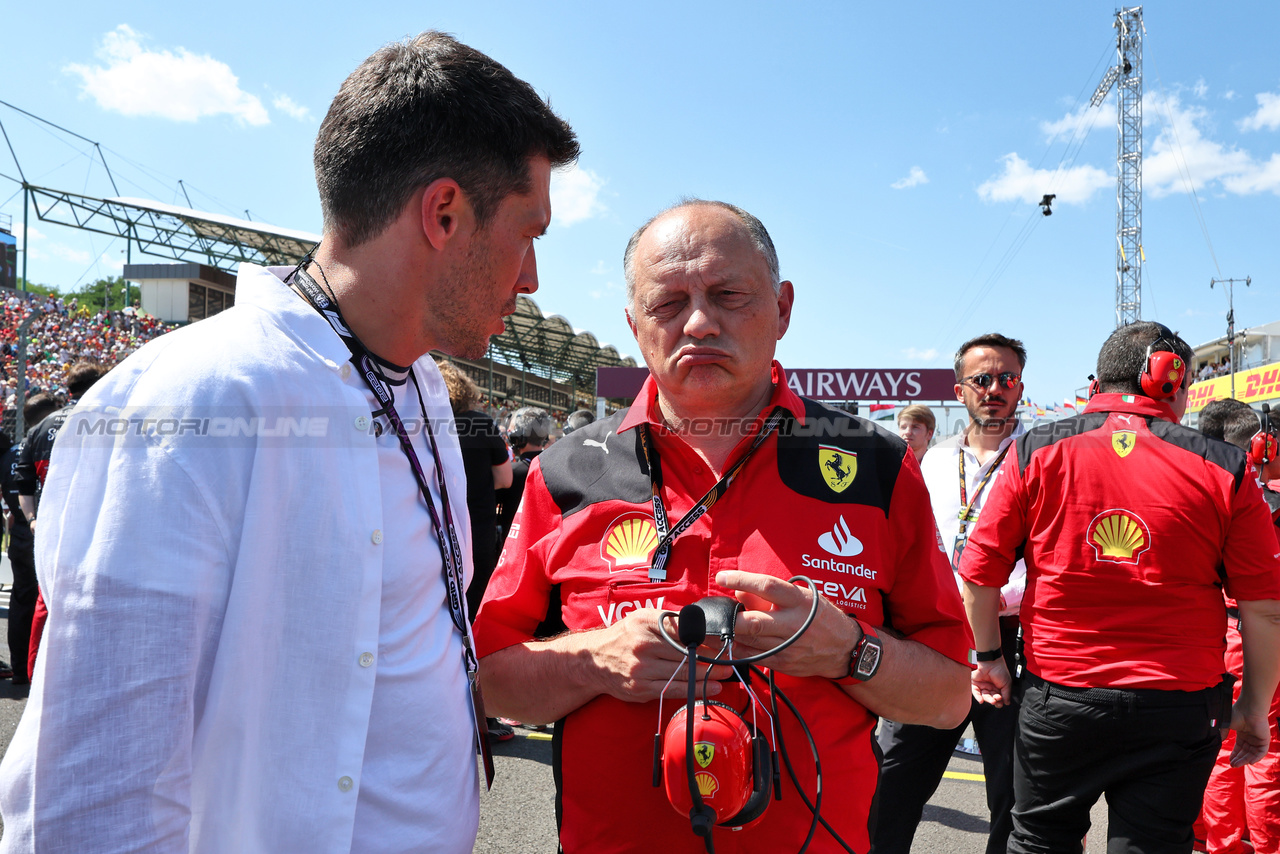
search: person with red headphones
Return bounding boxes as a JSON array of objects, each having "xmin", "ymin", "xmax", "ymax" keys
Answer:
[
  {"xmin": 961, "ymin": 322, "xmax": 1280, "ymax": 854},
  {"xmin": 1197, "ymin": 398, "xmax": 1280, "ymax": 854},
  {"xmin": 473, "ymin": 201, "xmax": 974, "ymax": 853}
]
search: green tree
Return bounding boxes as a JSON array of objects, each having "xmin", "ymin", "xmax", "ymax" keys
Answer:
[
  {"xmin": 12, "ymin": 278, "xmax": 60, "ymax": 297},
  {"xmin": 70, "ymin": 276, "xmax": 138, "ymax": 312}
]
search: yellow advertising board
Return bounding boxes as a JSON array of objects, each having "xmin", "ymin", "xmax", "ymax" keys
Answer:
[{"xmin": 1186, "ymin": 361, "xmax": 1280, "ymax": 413}]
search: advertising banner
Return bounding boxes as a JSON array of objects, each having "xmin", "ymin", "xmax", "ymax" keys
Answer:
[
  {"xmin": 1186, "ymin": 361, "xmax": 1280, "ymax": 413},
  {"xmin": 596, "ymin": 366, "xmax": 957, "ymax": 402}
]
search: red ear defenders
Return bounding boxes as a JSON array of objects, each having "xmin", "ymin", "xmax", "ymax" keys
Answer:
[
  {"xmin": 1249, "ymin": 431, "xmax": 1278, "ymax": 466},
  {"xmin": 660, "ymin": 700, "xmax": 774, "ymax": 829},
  {"xmin": 1138, "ymin": 327, "xmax": 1186, "ymax": 400}
]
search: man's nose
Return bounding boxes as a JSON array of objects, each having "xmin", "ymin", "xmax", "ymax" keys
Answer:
[
  {"xmin": 683, "ymin": 300, "xmax": 719, "ymax": 339},
  {"xmin": 517, "ymin": 243, "xmax": 539, "ymax": 295}
]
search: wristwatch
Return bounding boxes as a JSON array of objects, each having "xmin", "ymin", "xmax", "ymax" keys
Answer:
[{"xmin": 834, "ymin": 620, "xmax": 883, "ymax": 685}]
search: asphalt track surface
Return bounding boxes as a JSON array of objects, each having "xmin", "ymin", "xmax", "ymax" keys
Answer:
[{"xmin": 0, "ymin": 608, "xmax": 1110, "ymax": 851}]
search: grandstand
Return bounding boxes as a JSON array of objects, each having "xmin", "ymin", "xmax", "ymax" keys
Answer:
[
  {"xmin": 5, "ymin": 189, "xmax": 636, "ymax": 430},
  {"xmin": 1185, "ymin": 319, "xmax": 1280, "ymax": 416}
]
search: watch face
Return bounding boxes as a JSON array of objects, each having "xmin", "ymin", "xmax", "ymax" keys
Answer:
[{"xmin": 855, "ymin": 640, "xmax": 882, "ymax": 679}]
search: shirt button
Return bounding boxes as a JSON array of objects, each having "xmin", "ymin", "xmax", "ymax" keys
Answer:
[
  {"xmin": 354, "ymin": 415, "xmax": 370, "ymax": 432},
  {"xmin": 340, "ymin": 363, "xmax": 352, "ymax": 380},
  {"xmin": 338, "ymin": 776, "xmax": 354, "ymax": 792},
  {"xmin": 371, "ymin": 529, "xmax": 383, "ymax": 545},
  {"xmin": 359, "ymin": 652, "xmax": 374, "ymax": 667}
]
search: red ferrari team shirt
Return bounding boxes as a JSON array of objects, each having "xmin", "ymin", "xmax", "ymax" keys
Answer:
[
  {"xmin": 474, "ymin": 363, "xmax": 971, "ymax": 854},
  {"xmin": 961, "ymin": 393, "xmax": 1280, "ymax": 691}
]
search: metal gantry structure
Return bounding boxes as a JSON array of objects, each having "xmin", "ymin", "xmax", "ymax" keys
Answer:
[{"xmin": 1090, "ymin": 6, "xmax": 1144, "ymax": 328}]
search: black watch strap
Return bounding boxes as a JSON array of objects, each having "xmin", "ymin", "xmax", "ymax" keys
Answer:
[{"xmin": 974, "ymin": 647, "xmax": 1003, "ymax": 663}]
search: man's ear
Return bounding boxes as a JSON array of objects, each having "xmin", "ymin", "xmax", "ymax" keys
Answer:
[
  {"xmin": 420, "ymin": 178, "xmax": 467, "ymax": 250},
  {"xmin": 776, "ymin": 280, "xmax": 794, "ymax": 340},
  {"xmin": 954, "ymin": 383, "xmax": 966, "ymax": 404},
  {"xmin": 625, "ymin": 306, "xmax": 638, "ymax": 340}
]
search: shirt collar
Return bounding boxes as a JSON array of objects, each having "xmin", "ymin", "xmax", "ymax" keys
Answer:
[
  {"xmin": 958, "ymin": 419, "xmax": 1025, "ymax": 460},
  {"xmin": 618, "ymin": 361, "xmax": 806, "ymax": 433},
  {"xmin": 1083, "ymin": 392, "xmax": 1179, "ymax": 422}
]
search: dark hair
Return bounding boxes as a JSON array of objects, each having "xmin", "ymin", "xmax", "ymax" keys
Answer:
[
  {"xmin": 23, "ymin": 391, "xmax": 62, "ymax": 427},
  {"xmin": 562, "ymin": 409, "xmax": 595, "ymax": 435},
  {"xmin": 1198, "ymin": 398, "xmax": 1259, "ymax": 450},
  {"xmin": 66, "ymin": 361, "xmax": 108, "ymax": 399},
  {"xmin": 953, "ymin": 333, "xmax": 1028, "ymax": 380},
  {"xmin": 315, "ymin": 31, "xmax": 579, "ymax": 248},
  {"xmin": 1095, "ymin": 322, "xmax": 1193, "ymax": 396},
  {"xmin": 623, "ymin": 199, "xmax": 780, "ymax": 303},
  {"xmin": 507, "ymin": 406, "xmax": 552, "ymax": 450}
]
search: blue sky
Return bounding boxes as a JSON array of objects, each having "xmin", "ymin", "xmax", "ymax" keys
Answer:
[{"xmin": 3, "ymin": 1, "xmax": 1279, "ymax": 407}]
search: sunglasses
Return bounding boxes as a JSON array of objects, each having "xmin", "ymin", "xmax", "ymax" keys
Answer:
[{"xmin": 963, "ymin": 372, "xmax": 1021, "ymax": 391}]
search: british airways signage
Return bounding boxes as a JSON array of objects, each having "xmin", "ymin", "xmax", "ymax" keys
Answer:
[{"xmin": 596, "ymin": 367, "xmax": 955, "ymax": 402}]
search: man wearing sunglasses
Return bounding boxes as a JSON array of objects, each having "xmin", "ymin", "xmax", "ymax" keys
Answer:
[{"xmin": 872, "ymin": 332, "xmax": 1027, "ymax": 854}]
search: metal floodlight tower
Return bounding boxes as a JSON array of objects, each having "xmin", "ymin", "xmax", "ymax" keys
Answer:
[{"xmin": 1091, "ymin": 6, "xmax": 1144, "ymax": 328}]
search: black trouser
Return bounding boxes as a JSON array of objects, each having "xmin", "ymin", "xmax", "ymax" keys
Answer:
[
  {"xmin": 871, "ymin": 617, "xmax": 1021, "ymax": 854},
  {"xmin": 6, "ymin": 531, "xmax": 35, "ymax": 681},
  {"xmin": 1009, "ymin": 674, "xmax": 1228, "ymax": 854}
]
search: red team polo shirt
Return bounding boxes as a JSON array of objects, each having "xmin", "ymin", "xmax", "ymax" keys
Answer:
[
  {"xmin": 960, "ymin": 393, "xmax": 1280, "ymax": 691},
  {"xmin": 474, "ymin": 364, "xmax": 971, "ymax": 854}
]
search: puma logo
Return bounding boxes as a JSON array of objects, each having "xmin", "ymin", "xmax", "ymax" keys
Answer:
[{"xmin": 583, "ymin": 431, "xmax": 612, "ymax": 454}]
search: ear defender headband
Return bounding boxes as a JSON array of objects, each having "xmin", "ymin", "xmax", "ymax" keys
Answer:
[{"xmin": 1138, "ymin": 325, "xmax": 1186, "ymax": 401}]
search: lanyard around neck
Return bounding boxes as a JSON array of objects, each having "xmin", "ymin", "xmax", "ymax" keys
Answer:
[
  {"xmin": 290, "ymin": 266, "xmax": 473, "ymax": 661},
  {"xmin": 957, "ymin": 441, "xmax": 1011, "ymax": 528},
  {"xmin": 637, "ymin": 406, "xmax": 787, "ymax": 583}
]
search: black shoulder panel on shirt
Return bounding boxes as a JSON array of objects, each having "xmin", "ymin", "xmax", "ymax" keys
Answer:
[
  {"xmin": 1147, "ymin": 419, "xmax": 1247, "ymax": 491},
  {"xmin": 1264, "ymin": 486, "xmax": 1280, "ymax": 516},
  {"xmin": 1016, "ymin": 412, "xmax": 1109, "ymax": 471},
  {"xmin": 537, "ymin": 410, "xmax": 651, "ymax": 519},
  {"xmin": 774, "ymin": 400, "xmax": 907, "ymax": 514}
]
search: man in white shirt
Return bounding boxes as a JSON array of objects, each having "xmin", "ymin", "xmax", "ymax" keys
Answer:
[
  {"xmin": 0, "ymin": 32, "xmax": 579, "ymax": 854},
  {"xmin": 871, "ymin": 333, "xmax": 1028, "ymax": 854}
]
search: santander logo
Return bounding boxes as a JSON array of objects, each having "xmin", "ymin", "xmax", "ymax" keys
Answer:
[{"xmin": 817, "ymin": 516, "xmax": 863, "ymax": 557}]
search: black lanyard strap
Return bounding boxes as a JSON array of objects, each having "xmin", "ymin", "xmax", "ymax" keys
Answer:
[
  {"xmin": 290, "ymin": 265, "xmax": 497, "ymax": 788},
  {"xmin": 637, "ymin": 406, "xmax": 787, "ymax": 583}
]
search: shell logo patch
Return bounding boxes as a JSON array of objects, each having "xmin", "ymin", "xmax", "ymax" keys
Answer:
[
  {"xmin": 819, "ymin": 445, "xmax": 857, "ymax": 493},
  {"xmin": 1088, "ymin": 509, "xmax": 1151, "ymax": 564},
  {"xmin": 695, "ymin": 771, "xmax": 719, "ymax": 798},
  {"xmin": 601, "ymin": 513, "xmax": 659, "ymax": 573},
  {"xmin": 1112, "ymin": 430, "xmax": 1137, "ymax": 458},
  {"xmin": 694, "ymin": 742, "xmax": 715, "ymax": 769}
]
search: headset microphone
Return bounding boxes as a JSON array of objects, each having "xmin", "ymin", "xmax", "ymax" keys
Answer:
[{"xmin": 678, "ymin": 604, "xmax": 708, "ymax": 648}]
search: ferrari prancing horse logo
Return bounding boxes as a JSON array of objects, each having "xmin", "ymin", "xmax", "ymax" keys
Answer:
[
  {"xmin": 1112, "ymin": 430, "xmax": 1137, "ymax": 458},
  {"xmin": 819, "ymin": 445, "xmax": 857, "ymax": 493},
  {"xmin": 694, "ymin": 742, "xmax": 715, "ymax": 769}
]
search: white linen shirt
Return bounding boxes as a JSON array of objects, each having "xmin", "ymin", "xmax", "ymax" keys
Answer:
[
  {"xmin": 920, "ymin": 425, "xmax": 1027, "ymax": 616},
  {"xmin": 0, "ymin": 264, "xmax": 479, "ymax": 853}
]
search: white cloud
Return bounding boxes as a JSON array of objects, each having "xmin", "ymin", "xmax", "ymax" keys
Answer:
[
  {"xmin": 1144, "ymin": 92, "xmax": 1255, "ymax": 197},
  {"xmin": 891, "ymin": 166, "xmax": 928, "ymax": 190},
  {"xmin": 977, "ymin": 153, "xmax": 1110, "ymax": 205},
  {"xmin": 9, "ymin": 222, "xmax": 91, "ymax": 264},
  {"xmin": 1240, "ymin": 91, "xmax": 1280, "ymax": 132},
  {"xmin": 1224, "ymin": 90, "xmax": 1237, "ymax": 102},
  {"xmin": 903, "ymin": 347, "xmax": 939, "ymax": 361},
  {"xmin": 590, "ymin": 260, "xmax": 609, "ymax": 275},
  {"xmin": 550, "ymin": 164, "xmax": 606, "ymax": 227},
  {"xmin": 66, "ymin": 25, "xmax": 269, "ymax": 125},
  {"xmin": 272, "ymin": 94, "xmax": 311, "ymax": 122},
  {"xmin": 1040, "ymin": 102, "xmax": 1111, "ymax": 143},
  {"xmin": 1193, "ymin": 78, "xmax": 1208, "ymax": 99}
]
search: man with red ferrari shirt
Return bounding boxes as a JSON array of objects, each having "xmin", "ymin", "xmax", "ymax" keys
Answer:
[
  {"xmin": 1197, "ymin": 398, "xmax": 1280, "ymax": 854},
  {"xmin": 473, "ymin": 200, "xmax": 972, "ymax": 853},
  {"xmin": 962, "ymin": 321, "xmax": 1280, "ymax": 854}
]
